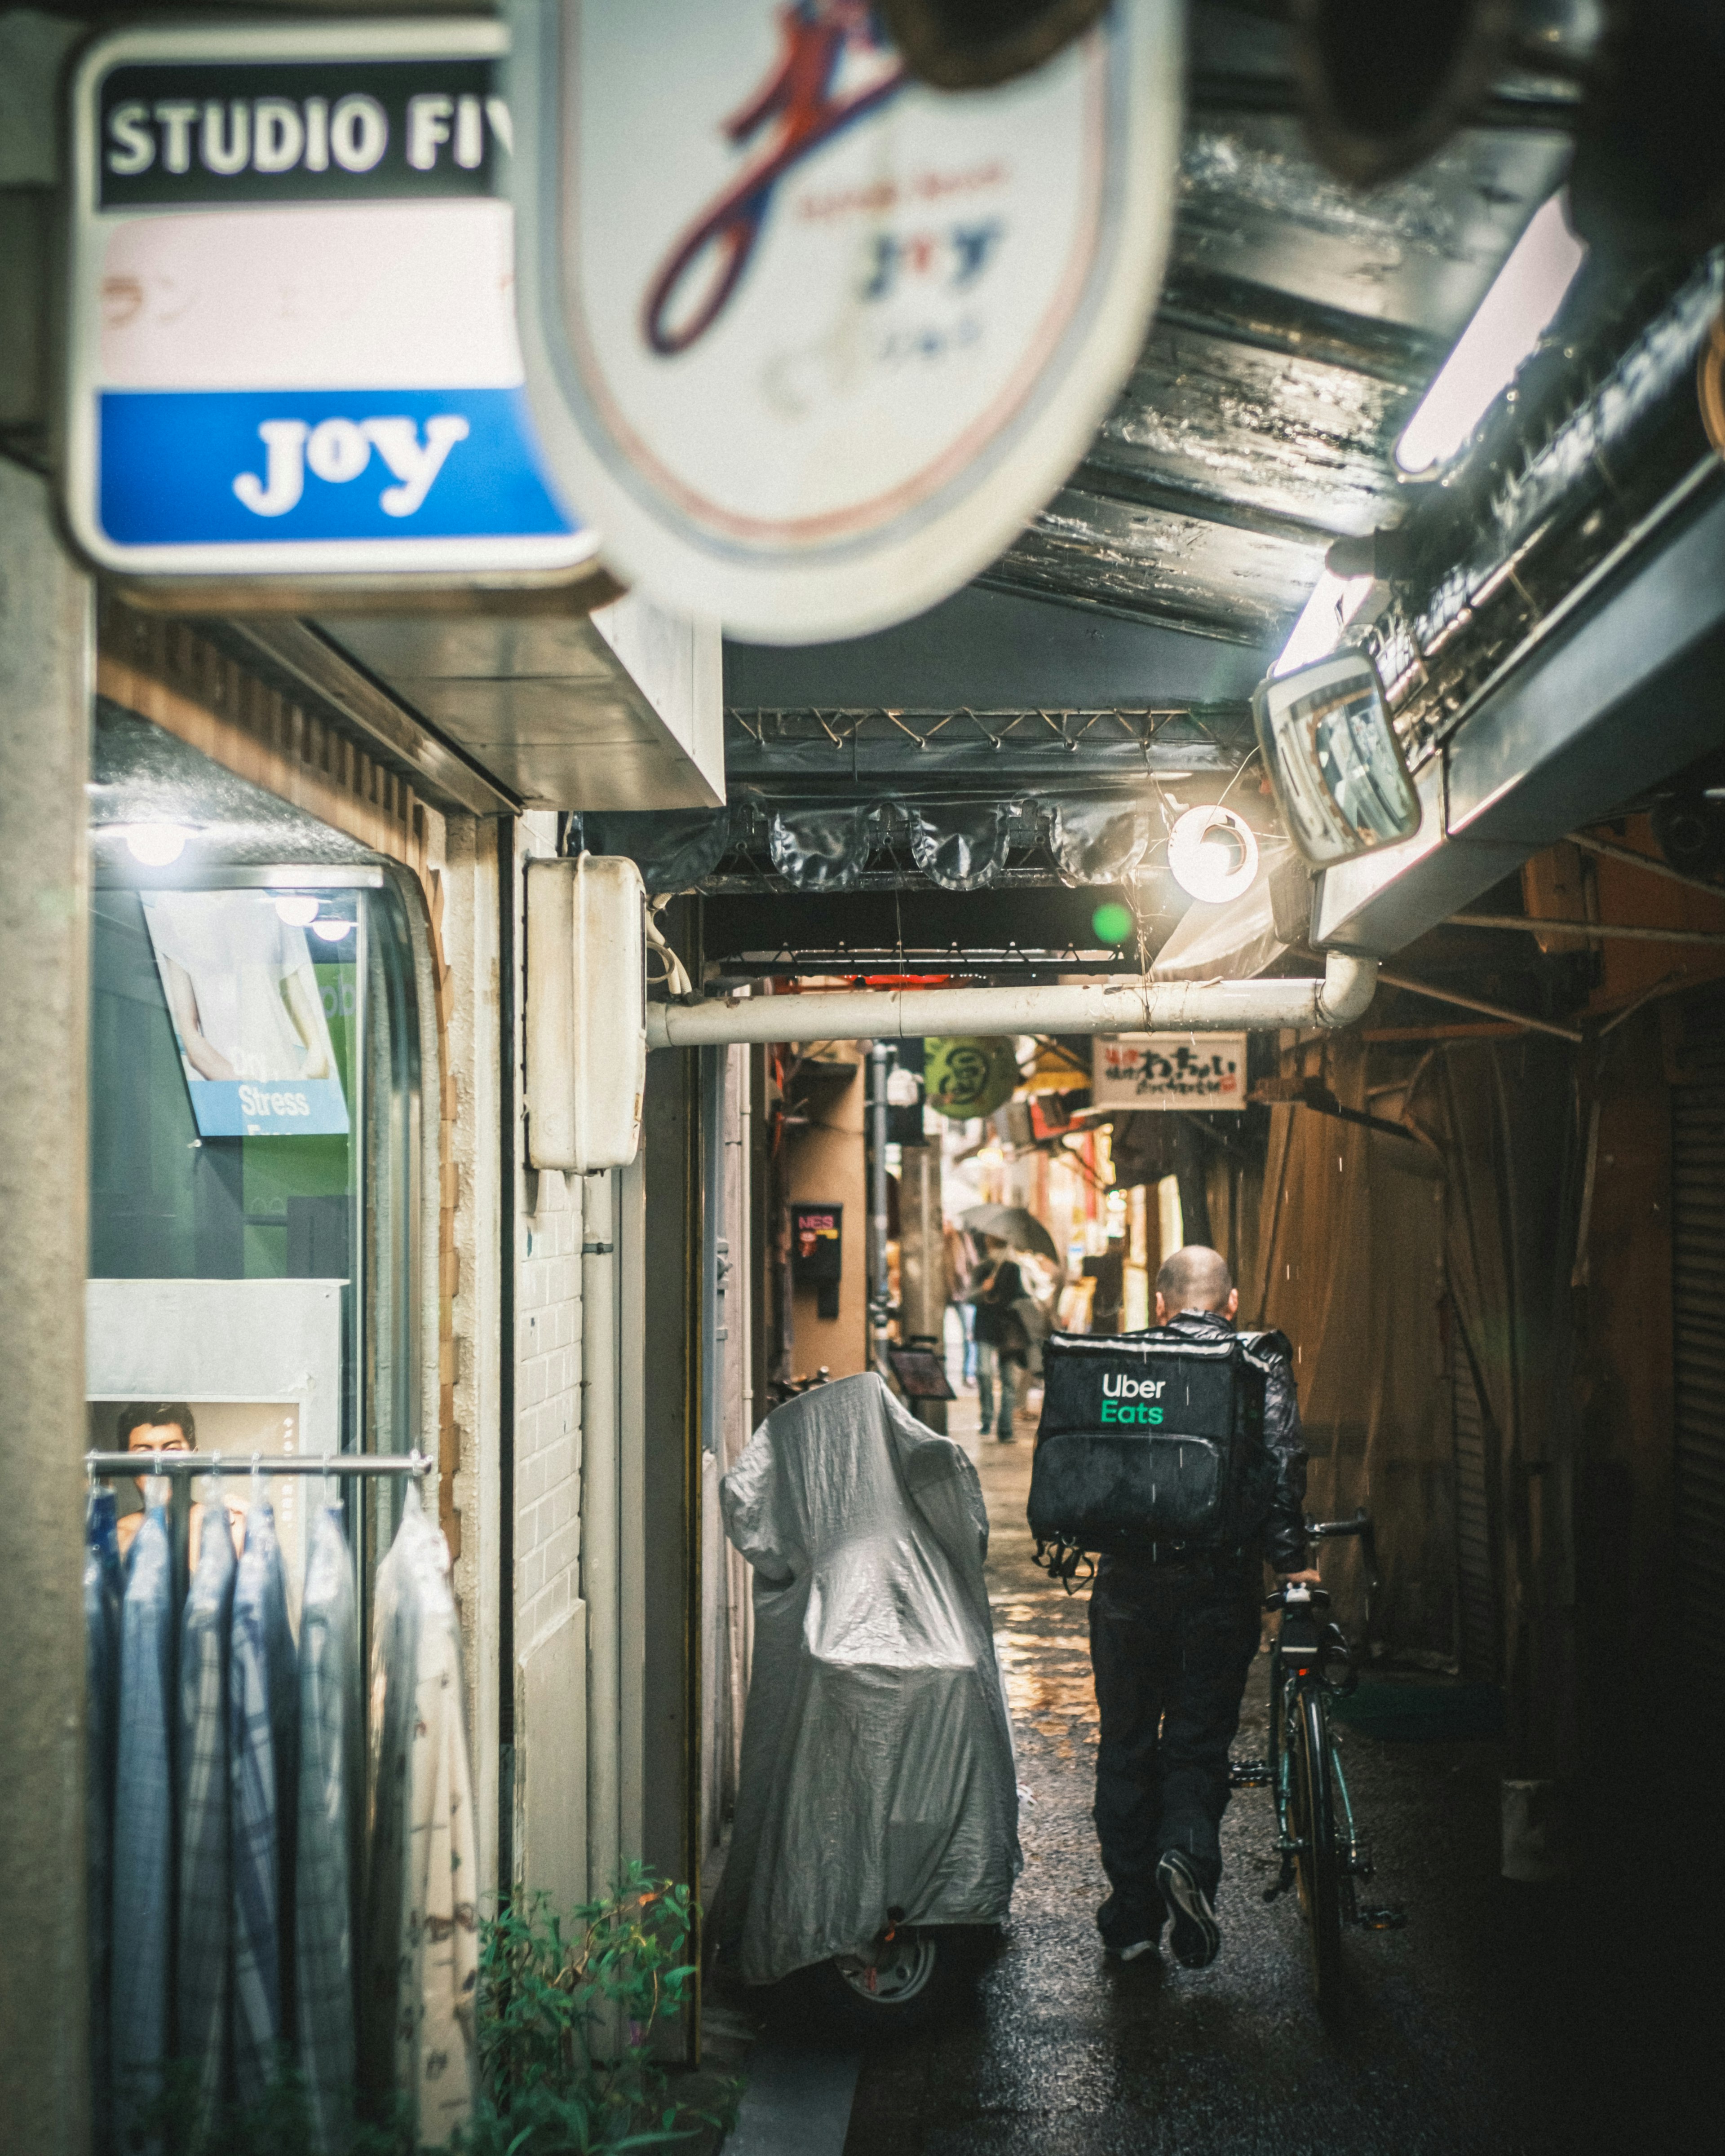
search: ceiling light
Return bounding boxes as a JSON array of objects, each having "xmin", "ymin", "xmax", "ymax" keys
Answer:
[
  {"xmin": 122, "ymin": 822, "xmax": 190, "ymax": 866},
  {"xmin": 274, "ymin": 895, "xmax": 320, "ymax": 928},
  {"xmin": 1395, "ymin": 192, "xmax": 1586, "ymax": 476},
  {"xmin": 1167, "ymin": 806, "xmax": 1260, "ymax": 905},
  {"xmin": 311, "ymin": 918, "xmax": 355, "ymax": 942}
]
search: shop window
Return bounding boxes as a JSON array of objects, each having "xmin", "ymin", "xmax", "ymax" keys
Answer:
[{"xmin": 88, "ymin": 867, "xmax": 424, "ymax": 1599}]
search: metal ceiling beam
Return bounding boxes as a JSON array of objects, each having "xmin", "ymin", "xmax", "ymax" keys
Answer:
[
  {"xmin": 1067, "ymin": 458, "xmax": 1346, "ymax": 548},
  {"xmin": 1187, "ymin": 71, "xmax": 1582, "ymax": 134},
  {"xmin": 975, "ymin": 563, "xmax": 1272, "ymax": 649},
  {"xmin": 1154, "ymin": 265, "xmax": 1446, "ymax": 391}
]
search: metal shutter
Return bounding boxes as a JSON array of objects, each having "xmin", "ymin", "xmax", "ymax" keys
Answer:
[
  {"xmin": 1672, "ymin": 1081, "xmax": 1725, "ymax": 1674},
  {"xmin": 1451, "ymin": 1335, "xmax": 1500, "ymax": 1681}
]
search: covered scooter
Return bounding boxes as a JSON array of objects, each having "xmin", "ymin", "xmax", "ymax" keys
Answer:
[{"xmin": 712, "ymin": 1373, "xmax": 1020, "ymax": 2031}]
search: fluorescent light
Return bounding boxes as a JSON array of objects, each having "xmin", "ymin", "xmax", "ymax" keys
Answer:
[
  {"xmin": 274, "ymin": 895, "xmax": 320, "ymax": 927},
  {"xmin": 1271, "ymin": 570, "xmax": 1376, "ymax": 678},
  {"xmin": 1396, "ymin": 192, "xmax": 1586, "ymax": 476},
  {"xmin": 122, "ymin": 822, "xmax": 190, "ymax": 866}
]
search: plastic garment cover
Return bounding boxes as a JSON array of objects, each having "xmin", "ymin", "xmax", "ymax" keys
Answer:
[
  {"xmin": 574, "ymin": 808, "xmax": 732, "ymax": 892},
  {"xmin": 909, "ymin": 803, "xmax": 1017, "ymax": 891},
  {"xmin": 85, "ymin": 1489, "xmax": 123, "ymax": 2156},
  {"xmin": 362, "ymin": 1488, "xmax": 477, "ymax": 2144},
  {"xmin": 112, "ymin": 1506, "xmax": 175, "ymax": 2141},
  {"xmin": 296, "ymin": 1507, "xmax": 363, "ymax": 2156},
  {"xmin": 1046, "ymin": 795, "xmax": 1151, "ymax": 885},
  {"xmin": 768, "ymin": 802, "xmax": 880, "ymax": 891},
  {"xmin": 178, "ymin": 1503, "xmax": 238, "ymax": 2147},
  {"xmin": 713, "ymin": 1374, "xmax": 1020, "ymax": 1987},
  {"xmin": 230, "ymin": 1499, "xmax": 299, "ymax": 2110}
]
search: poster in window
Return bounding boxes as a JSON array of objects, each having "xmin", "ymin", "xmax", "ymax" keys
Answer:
[{"xmin": 141, "ymin": 890, "xmax": 350, "ymax": 1136}]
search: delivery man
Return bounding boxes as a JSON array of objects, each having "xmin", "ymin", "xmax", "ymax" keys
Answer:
[{"xmin": 1091, "ymin": 1245, "xmax": 1320, "ymax": 1967}]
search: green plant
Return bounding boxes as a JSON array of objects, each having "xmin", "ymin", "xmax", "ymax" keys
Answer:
[
  {"xmin": 117, "ymin": 1872, "xmax": 714, "ymax": 2156},
  {"xmin": 465, "ymin": 1864, "xmax": 712, "ymax": 2155}
]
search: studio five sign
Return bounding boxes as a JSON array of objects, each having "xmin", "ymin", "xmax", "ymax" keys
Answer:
[{"xmin": 66, "ymin": 18, "xmax": 597, "ymax": 585}]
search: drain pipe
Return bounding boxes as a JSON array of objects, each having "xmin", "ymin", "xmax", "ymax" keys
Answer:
[
  {"xmin": 647, "ymin": 951, "xmax": 1377, "ymax": 1050},
  {"xmin": 868, "ymin": 1040, "xmax": 892, "ymax": 1378}
]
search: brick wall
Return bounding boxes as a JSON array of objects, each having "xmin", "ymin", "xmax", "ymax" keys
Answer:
[{"xmin": 514, "ymin": 812, "xmax": 585, "ymax": 1658}]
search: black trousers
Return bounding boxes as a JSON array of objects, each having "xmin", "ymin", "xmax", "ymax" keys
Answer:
[{"xmin": 1088, "ymin": 1554, "xmax": 1261, "ymax": 1921}]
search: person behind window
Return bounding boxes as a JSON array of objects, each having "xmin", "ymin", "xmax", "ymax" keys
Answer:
[{"xmin": 113, "ymin": 1403, "xmax": 246, "ymax": 1567}]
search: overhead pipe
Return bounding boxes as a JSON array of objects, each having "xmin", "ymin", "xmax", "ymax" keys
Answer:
[{"xmin": 646, "ymin": 951, "xmax": 1378, "ymax": 1050}]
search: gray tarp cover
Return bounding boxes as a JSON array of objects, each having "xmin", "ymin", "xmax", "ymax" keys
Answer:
[{"xmin": 714, "ymin": 1374, "xmax": 1021, "ymax": 1986}]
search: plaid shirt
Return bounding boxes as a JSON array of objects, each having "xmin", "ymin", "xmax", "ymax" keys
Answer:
[
  {"xmin": 85, "ymin": 1489, "xmax": 123, "ymax": 2156},
  {"xmin": 111, "ymin": 1507, "xmax": 175, "ymax": 2140},
  {"xmin": 296, "ymin": 1507, "xmax": 361, "ymax": 2154},
  {"xmin": 230, "ymin": 1500, "xmax": 299, "ymax": 2110},
  {"xmin": 177, "ymin": 1499, "xmax": 237, "ymax": 2140}
]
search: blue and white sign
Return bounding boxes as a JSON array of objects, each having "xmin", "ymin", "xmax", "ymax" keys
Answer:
[{"xmin": 67, "ymin": 20, "xmax": 597, "ymax": 580}]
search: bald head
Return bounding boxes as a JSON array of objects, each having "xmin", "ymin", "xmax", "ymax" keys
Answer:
[{"xmin": 1155, "ymin": 1245, "xmax": 1235, "ymax": 1320}]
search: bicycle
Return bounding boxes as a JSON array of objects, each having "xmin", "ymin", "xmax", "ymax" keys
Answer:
[{"xmin": 1232, "ymin": 1510, "xmax": 1406, "ymax": 2017}]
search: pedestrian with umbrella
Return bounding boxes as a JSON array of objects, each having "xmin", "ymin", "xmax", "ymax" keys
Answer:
[{"xmin": 959, "ymin": 1206, "xmax": 1059, "ymax": 1442}]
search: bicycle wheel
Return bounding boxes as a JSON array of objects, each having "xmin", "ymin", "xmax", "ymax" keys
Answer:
[{"xmin": 1291, "ymin": 1686, "xmax": 1345, "ymax": 2016}]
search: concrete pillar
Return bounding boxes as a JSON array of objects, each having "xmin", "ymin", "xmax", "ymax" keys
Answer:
[
  {"xmin": 898, "ymin": 1144, "xmax": 948, "ymax": 1434},
  {"xmin": 0, "ymin": 455, "xmax": 93, "ymax": 2149}
]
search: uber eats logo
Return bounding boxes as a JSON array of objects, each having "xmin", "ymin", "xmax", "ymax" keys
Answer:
[{"xmin": 1099, "ymin": 1372, "xmax": 1165, "ymax": 1427}]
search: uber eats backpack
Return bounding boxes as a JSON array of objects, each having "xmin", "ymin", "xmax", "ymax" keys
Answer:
[{"xmin": 1027, "ymin": 1325, "xmax": 1287, "ymax": 1578}]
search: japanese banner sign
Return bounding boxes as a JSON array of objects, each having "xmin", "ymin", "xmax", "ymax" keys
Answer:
[
  {"xmin": 1093, "ymin": 1034, "xmax": 1248, "ymax": 1113},
  {"xmin": 510, "ymin": 0, "xmax": 1180, "ymax": 641},
  {"xmin": 66, "ymin": 18, "xmax": 595, "ymax": 581}
]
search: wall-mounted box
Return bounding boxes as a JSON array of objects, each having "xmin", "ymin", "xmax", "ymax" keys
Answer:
[{"xmin": 524, "ymin": 855, "xmax": 645, "ymax": 1171}]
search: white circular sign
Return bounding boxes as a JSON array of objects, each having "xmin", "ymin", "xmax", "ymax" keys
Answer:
[{"xmin": 511, "ymin": 0, "xmax": 1181, "ymax": 642}]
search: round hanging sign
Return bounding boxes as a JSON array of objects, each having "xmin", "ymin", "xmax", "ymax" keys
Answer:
[
  {"xmin": 509, "ymin": 0, "xmax": 1181, "ymax": 642},
  {"xmin": 924, "ymin": 1035, "xmax": 1020, "ymax": 1120}
]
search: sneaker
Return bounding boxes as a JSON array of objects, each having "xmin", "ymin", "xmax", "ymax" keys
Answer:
[
  {"xmin": 1157, "ymin": 1850, "xmax": 1221, "ymax": 1969},
  {"xmin": 1098, "ymin": 1895, "xmax": 1161, "ymax": 1962}
]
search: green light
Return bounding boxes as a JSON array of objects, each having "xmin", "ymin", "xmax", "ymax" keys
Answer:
[{"xmin": 1092, "ymin": 901, "xmax": 1133, "ymax": 945}]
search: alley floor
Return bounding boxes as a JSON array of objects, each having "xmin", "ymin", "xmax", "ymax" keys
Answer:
[{"xmin": 830, "ymin": 1388, "xmax": 1703, "ymax": 2156}]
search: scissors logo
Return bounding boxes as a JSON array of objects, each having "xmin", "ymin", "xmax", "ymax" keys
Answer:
[{"xmin": 641, "ymin": 1, "xmax": 907, "ymax": 358}]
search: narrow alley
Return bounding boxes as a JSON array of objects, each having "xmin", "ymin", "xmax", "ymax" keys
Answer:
[
  {"xmin": 7, "ymin": 7, "xmax": 1725, "ymax": 2153},
  {"xmin": 833, "ymin": 1392, "xmax": 1699, "ymax": 2156}
]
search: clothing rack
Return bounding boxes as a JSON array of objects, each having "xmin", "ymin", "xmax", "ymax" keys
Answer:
[{"xmin": 85, "ymin": 1449, "xmax": 434, "ymax": 1477}]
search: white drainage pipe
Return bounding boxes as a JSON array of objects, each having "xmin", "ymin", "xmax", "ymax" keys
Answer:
[{"xmin": 646, "ymin": 950, "xmax": 1377, "ymax": 1049}]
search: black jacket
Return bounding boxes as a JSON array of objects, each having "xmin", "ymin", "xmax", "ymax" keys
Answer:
[{"xmin": 1163, "ymin": 1307, "xmax": 1309, "ymax": 1574}]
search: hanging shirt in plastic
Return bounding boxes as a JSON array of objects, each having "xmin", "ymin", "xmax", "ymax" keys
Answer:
[
  {"xmin": 111, "ymin": 1503, "xmax": 175, "ymax": 2138},
  {"xmin": 713, "ymin": 1374, "xmax": 1021, "ymax": 1987},
  {"xmin": 230, "ymin": 1498, "xmax": 299, "ymax": 2110},
  {"xmin": 362, "ymin": 1488, "xmax": 477, "ymax": 2143},
  {"xmin": 85, "ymin": 1487, "xmax": 123, "ymax": 2156},
  {"xmin": 296, "ymin": 1505, "xmax": 362, "ymax": 2156},
  {"xmin": 177, "ymin": 1491, "xmax": 238, "ymax": 2145}
]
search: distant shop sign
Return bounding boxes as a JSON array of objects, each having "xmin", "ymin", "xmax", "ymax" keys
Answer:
[
  {"xmin": 509, "ymin": 0, "xmax": 1180, "ymax": 642},
  {"xmin": 66, "ymin": 20, "xmax": 595, "ymax": 581},
  {"xmin": 1093, "ymin": 1034, "xmax": 1248, "ymax": 1113}
]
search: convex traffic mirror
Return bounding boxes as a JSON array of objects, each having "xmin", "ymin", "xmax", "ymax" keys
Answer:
[{"xmin": 1252, "ymin": 649, "xmax": 1421, "ymax": 868}]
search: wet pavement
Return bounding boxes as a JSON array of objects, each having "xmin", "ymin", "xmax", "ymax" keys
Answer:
[{"xmin": 839, "ymin": 1390, "xmax": 1700, "ymax": 2156}]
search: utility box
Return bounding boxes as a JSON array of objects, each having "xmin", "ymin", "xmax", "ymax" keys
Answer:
[{"xmin": 524, "ymin": 855, "xmax": 646, "ymax": 1172}]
